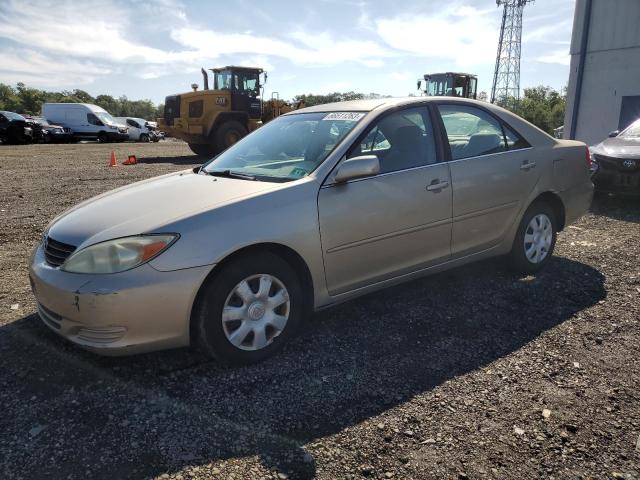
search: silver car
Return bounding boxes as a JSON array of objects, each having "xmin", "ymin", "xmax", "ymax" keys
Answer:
[{"xmin": 29, "ymin": 97, "xmax": 593, "ymax": 364}]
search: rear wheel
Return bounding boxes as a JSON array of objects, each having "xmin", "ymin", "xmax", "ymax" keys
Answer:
[
  {"xmin": 193, "ymin": 252, "xmax": 306, "ymax": 365},
  {"xmin": 509, "ymin": 202, "xmax": 557, "ymax": 274},
  {"xmin": 214, "ymin": 120, "xmax": 248, "ymax": 153},
  {"xmin": 188, "ymin": 142, "xmax": 217, "ymax": 157}
]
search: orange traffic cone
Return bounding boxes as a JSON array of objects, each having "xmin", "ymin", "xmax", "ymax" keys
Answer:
[
  {"xmin": 109, "ymin": 151, "xmax": 118, "ymax": 167},
  {"xmin": 123, "ymin": 155, "xmax": 137, "ymax": 165}
]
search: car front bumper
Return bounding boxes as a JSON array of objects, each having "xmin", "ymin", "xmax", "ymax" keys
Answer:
[
  {"xmin": 592, "ymin": 155, "xmax": 640, "ymax": 195},
  {"xmin": 592, "ymin": 170, "xmax": 640, "ymax": 195},
  {"xmin": 108, "ymin": 131, "xmax": 130, "ymax": 141},
  {"xmin": 29, "ymin": 244, "xmax": 212, "ymax": 355}
]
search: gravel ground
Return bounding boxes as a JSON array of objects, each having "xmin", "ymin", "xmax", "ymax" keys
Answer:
[{"xmin": 0, "ymin": 142, "xmax": 639, "ymax": 480}]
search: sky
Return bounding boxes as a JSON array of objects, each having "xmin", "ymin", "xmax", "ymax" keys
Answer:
[{"xmin": 0, "ymin": 0, "xmax": 576, "ymax": 105}]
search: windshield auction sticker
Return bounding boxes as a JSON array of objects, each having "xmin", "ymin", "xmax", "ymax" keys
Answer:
[{"xmin": 323, "ymin": 112, "xmax": 365, "ymax": 121}]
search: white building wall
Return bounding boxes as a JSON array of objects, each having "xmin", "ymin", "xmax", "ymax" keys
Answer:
[{"xmin": 564, "ymin": 0, "xmax": 640, "ymax": 145}]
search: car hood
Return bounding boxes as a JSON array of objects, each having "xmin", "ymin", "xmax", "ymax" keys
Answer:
[
  {"xmin": 47, "ymin": 170, "xmax": 279, "ymax": 249},
  {"xmin": 593, "ymin": 137, "xmax": 640, "ymax": 158}
]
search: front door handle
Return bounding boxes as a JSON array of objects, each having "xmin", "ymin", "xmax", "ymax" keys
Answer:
[
  {"xmin": 520, "ymin": 160, "xmax": 537, "ymax": 171},
  {"xmin": 426, "ymin": 180, "xmax": 449, "ymax": 191}
]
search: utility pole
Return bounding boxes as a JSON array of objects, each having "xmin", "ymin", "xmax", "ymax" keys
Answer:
[{"xmin": 491, "ymin": 0, "xmax": 533, "ymax": 107}]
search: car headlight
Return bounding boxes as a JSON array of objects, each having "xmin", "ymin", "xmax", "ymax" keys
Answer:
[
  {"xmin": 62, "ymin": 234, "xmax": 178, "ymax": 274},
  {"xmin": 588, "ymin": 148, "xmax": 599, "ymax": 174}
]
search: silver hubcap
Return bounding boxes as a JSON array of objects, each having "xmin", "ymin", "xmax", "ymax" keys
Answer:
[
  {"xmin": 222, "ymin": 274, "xmax": 290, "ymax": 351},
  {"xmin": 524, "ymin": 213, "xmax": 553, "ymax": 264}
]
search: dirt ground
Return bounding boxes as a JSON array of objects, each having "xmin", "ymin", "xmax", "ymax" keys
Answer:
[{"xmin": 0, "ymin": 142, "xmax": 639, "ymax": 480}]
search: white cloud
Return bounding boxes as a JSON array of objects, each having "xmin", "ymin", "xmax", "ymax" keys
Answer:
[
  {"xmin": 387, "ymin": 71, "xmax": 412, "ymax": 81},
  {"xmin": 0, "ymin": 48, "xmax": 111, "ymax": 87},
  {"xmin": 168, "ymin": 28, "xmax": 391, "ymax": 67},
  {"xmin": 0, "ymin": 0, "xmax": 392, "ymax": 88},
  {"xmin": 374, "ymin": 4, "xmax": 499, "ymax": 66},
  {"xmin": 319, "ymin": 81, "xmax": 351, "ymax": 93},
  {"xmin": 523, "ymin": 18, "xmax": 573, "ymax": 43},
  {"xmin": 0, "ymin": 0, "xmax": 574, "ymax": 98},
  {"xmin": 536, "ymin": 50, "xmax": 570, "ymax": 66}
]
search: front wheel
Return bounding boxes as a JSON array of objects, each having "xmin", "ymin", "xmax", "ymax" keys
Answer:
[
  {"xmin": 214, "ymin": 120, "xmax": 248, "ymax": 153},
  {"xmin": 188, "ymin": 142, "xmax": 217, "ymax": 157},
  {"xmin": 509, "ymin": 202, "xmax": 557, "ymax": 274},
  {"xmin": 97, "ymin": 132, "xmax": 108, "ymax": 143},
  {"xmin": 139, "ymin": 133, "xmax": 149, "ymax": 143},
  {"xmin": 193, "ymin": 252, "xmax": 306, "ymax": 365}
]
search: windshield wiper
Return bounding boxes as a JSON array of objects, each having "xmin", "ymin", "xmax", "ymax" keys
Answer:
[{"xmin": 204, "ymin": 169, "xmax": 257, "ymax": 181}]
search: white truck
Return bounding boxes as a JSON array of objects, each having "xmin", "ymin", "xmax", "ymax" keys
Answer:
[
  {"xmin": 41, "ymin": 103, "xmax": 128, "ymax": 142},
  {"xmin": 114, "ymin": 117, "xmax": 158, "ymax": 142}
]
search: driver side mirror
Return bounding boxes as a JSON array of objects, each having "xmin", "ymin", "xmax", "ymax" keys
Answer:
[
  {"xmin": 608, "ymin": 130, "xmax": 620, "ymax": 137},
  {"xmin": 334, "ymin": 155, "xmax": 380, "ymax": 183}
]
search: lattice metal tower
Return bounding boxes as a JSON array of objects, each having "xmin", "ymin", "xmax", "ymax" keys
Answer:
[{"xmin": 490, "ymin": 0, "xmax": 533, "ymax": 106}]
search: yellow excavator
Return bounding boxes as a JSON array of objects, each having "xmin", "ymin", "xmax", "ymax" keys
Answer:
[
  {"xmin": 158, "ymin": 66, "xmax": 304, "ymax": 156},
  {"xmin": 417, "ymin": 72, "xmax": 478, "ymax": 99}
]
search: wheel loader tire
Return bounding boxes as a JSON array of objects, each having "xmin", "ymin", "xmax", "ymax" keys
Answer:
[
  {"xmin": 188, "ymin": 143, "xmax": 217, "ymax": 158},
  {"xmin": 214, "ymin": 120, "xmax": 248, "ymax": 153}
]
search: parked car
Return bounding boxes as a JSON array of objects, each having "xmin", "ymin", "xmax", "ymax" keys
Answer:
[
  {"xmin": 145, "ymin": 121, "xmax": 163, "ymax": 142},
  {"xmin": 0, "ymin": 111, "xmax": 33, "ymax": 144},
  {"xmin": 114, "ymin": 117, "xmax": 157, "ymax": 142},
  {"xmin": 23, "ymin": 115, "xmax": 74, "ymax": 143},
  {"xmin": 29, "ymin": 97, "xmax": 593, "ymax": 364},
  {"xmin": 19, "ymin": 115, "xmax": 46, "ymax": 143},
  {"xmin": 589, "ymin": 119, "xmax": 640, "ymax": 195},
  {"xmin": 41, "ymin": 103, "xmax": 128, "ymax": 142}
]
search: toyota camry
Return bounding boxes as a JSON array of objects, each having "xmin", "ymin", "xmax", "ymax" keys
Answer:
[{"xmin": 30, "ymin": 97, "xmax": 593, "ymax": 364}]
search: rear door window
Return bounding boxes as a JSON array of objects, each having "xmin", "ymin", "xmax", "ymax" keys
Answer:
[
  {"xmin": 503, "ymin": 124, "xmax": 530, "ymax": 150},
  {"xmin": 437, "ymin": 104, "xmax": 507, "ymax": 160}
]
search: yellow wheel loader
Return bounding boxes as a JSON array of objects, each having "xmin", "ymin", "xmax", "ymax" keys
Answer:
[{"xmin": 158, "ymin": 66, "xmax": 303, "ymax": 157}]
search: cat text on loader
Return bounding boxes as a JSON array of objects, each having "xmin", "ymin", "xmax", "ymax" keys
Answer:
[{"xmin": 158, "ymin": 66, "xmax": 303, "ymax": 157}]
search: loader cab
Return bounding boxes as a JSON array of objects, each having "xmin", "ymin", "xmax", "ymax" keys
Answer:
[
  {"xmin": 419, "ymin": 72, "xmax": 478, "ymax": 99},
  {"xmin": 212, "ymin": 66, "xmax": 263, "ymax": 119}
]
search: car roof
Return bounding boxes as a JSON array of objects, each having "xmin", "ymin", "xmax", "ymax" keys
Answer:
[
  {"xmin": 287, "ymin": 96, "xmax": 558, "ymax": 146},
  {"xmin": 288, "ymin": 96, "xmax": 496, "ymax": 114}
]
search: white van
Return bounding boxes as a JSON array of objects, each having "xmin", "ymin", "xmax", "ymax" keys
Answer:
[
  {"xmin": 114, "ymin": 117, "xmax": 155, "ymax": 142},
  {"xmin": 42, "ymin": 103, "xmax": 128, "ymax": 142}
]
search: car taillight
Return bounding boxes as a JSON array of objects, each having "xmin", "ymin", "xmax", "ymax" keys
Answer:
[
  {"xmin": 585, "ymin": 147, "xmax": 591, "ymax": 168},
  {"xmin": 586, "ymin": 147, "xmax": 599, "ymax": 174}
]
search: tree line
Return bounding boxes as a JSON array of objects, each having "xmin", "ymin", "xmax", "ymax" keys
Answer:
[
  {"xmin": 0, "ymin": 83, "xmax": 163, "ymax": 120},
  {"xmin": 0, "ymin": 82, "xmax": 566, "ymax": 135}
]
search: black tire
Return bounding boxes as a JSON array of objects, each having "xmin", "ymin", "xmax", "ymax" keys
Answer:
[
  {"xmin": 193, "ymin": 252, "xmax": 306, "ymax": 365},
  {"xmin": 97, "ymin": 132, "xmax": 108, "ymax": 143},
  {"xmin": 214, "ymin": 120, "xmax": 248, "ymax": 153},
  {"xmin": 509, "ymin": 201, "xmax": 557, "ymax": 274},
  {"xmin": 139, "ymin": 133, "xmax": 149, "ymax": 143},
  {"xmin": 188, "ymin": 142, "xmax": 217, "ymax": 157}
]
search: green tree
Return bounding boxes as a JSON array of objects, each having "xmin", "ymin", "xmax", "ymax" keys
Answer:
[
  {"xmin": 291, "ymin": 91, "xmax": 388, "ymax": 107},
  {"xmin": 0, "ymin": 82, "xmax": 163, "ymax": 120},
  {"xmin": 0, "ymin": 84, "xmax": 21, "ymax": 112},
  {"xmin": 498, "ymin": 86, "xmax": 566, "ymax": 134}
]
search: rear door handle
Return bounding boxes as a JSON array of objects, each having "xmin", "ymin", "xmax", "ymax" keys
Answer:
[
  {"xmin": 520, "ymin": 160, "xmax": 536, "ymax": 171},
  {"xmin": 426, "ymin": 180, "xmax": 449, "ymax": 191}
]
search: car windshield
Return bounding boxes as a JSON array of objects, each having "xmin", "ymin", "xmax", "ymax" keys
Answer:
[
  {"xmin": 35, "ymin": 117, "xmax": 50, "ymax": 126},
  {"xmin": 95, "ymin": 112, "xmax": 115, "ymax": 125},
  {"xmin": 202, "ymin": 112, "xmax": 365, "ymax": 181},
  {"xmin": 2, "ymin": 111, "xmax": 25, "ymax": 121},
  {"xmin": 620, "ymin": 119, "xmax": 640, "ymax": 138}
]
